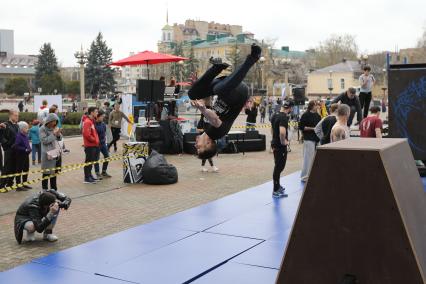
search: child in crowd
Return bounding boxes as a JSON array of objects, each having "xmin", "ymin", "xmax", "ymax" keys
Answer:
[
  {"xmin": 13, "ymin": 121, "xmax": 32, "ymax": 191},
  {"xmin": 29, "ymin": 120, "xmax": 41, "ymax": 165},
  {"xmin": 94, "ymin": 110, "xmax": 111, "ymax": 179}
]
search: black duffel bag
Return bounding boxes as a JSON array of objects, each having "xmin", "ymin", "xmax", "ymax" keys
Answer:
[{"xmin": 142, "ymin": 150, "xmax": 178, "ymax": 185}]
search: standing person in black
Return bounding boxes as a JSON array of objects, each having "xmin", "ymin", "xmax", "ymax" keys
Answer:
[
  {"xmin": 315, "ymin": 103, "xmax": 338, "ymax": 145},
  {"xmin": 0, "ymin": 122, "xmax": 5, "ymax": 176},
  {"xmin": 331, "ymin": 87, "xmax": 362, "ymax": 126},
  {"xmin": 0, "ymin": 110, "xmax": 20, "ymax": 189},
  {"xmin": 189, "ymin": 44, "xmax": 262, "ymax": 160},
  {"xmin": 245, "ymin": 100, "xmax": 258, "ymax": 131},
  {"xmin": 271, "ymin": 100, "xmax": 294, "ymax": 198},
  {"xmin": 299, "ymin": 101, "xmax": 321, "ymax": 182}
]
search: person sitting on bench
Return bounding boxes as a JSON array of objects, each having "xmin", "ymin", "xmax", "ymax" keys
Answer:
[
  {"xmin": 189, "ymin": 44, "xmax": 262, "ymax": 160},
  {"xmin": 14, "ymin": 190, "xmax": 71, "ymax": 244}
]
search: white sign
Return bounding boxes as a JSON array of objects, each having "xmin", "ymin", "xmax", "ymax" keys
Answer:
[
  {"xmin": 120, "ymin": 94, "xmax": 134, "ymax": 138},
  {"xmin": 33, "ymin": 95, "xmax": 63, "ymax": 112}
]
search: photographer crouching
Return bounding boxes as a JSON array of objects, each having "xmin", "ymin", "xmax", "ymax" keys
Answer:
[{"xmin": 14, "ymin": 190, "xmax": 71, "ymax": 244}]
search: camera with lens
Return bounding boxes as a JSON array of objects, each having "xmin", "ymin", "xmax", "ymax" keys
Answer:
[{"xmin": 57, "ymin": 200, "xmax": 71, "ymax": 210}]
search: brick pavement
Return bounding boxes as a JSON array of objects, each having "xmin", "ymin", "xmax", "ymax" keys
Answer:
[{"xmin": 0, "ymin": 115, "xmax": 304, "ymax": 271}]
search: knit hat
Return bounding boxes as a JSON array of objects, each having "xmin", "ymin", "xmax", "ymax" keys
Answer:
[{"xmin": 44, "ymin": 113, "xmax": 59, "ymax": 125}]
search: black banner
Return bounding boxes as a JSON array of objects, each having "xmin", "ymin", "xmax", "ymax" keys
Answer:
[{"xmin": 388, "ymin": 64, "xmax": 426, "ymax": 160}]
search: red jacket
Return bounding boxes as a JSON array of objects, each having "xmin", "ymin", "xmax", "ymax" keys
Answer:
[{"xmin": 82, "ymin": 116, "xmax": 100, "ymax": 147}]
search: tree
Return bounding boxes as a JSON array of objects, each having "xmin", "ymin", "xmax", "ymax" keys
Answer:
[
  {"xmin": 227, "ymin": 41, "xmax": 242, "ymax": 68},
  {"xmin": 417, "ymin": 27, "xmax": 426, "ymax": 48},
  {"xmin": 313, "ymin": 34, "xmax": 359, "ymax": 68},
  {"xmin": 5, "ymin": 77, "xmax": 28, "ymax": 96},
  {"xmin": 35, "ymin": 43, "xmax": 60, "ymax": 88},
  {"xmin": 40, "ymin": 73, "xmax": 63, "ymax": 95},
  {"xmin": 64, "ymin": 80, "xmax": 80, "ymax": 95},
  {"xmin": 85, "ymin": 32, "xmax": 116, "ymax": 96},
  {"xmin": 170, "ymin": 43, "xmax": 184, "ymax": 79},
  {"xmin": 184, "ymin": 45, "xmax": 199, "ymax": 81}
]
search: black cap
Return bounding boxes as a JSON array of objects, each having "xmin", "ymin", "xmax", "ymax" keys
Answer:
[{"xmin": 283, "ymin": 100, "xmax": 295, "ymax": 108}]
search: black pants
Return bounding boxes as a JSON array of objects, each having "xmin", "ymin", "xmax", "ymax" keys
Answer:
[
  {"xmin": 0, "ymin": 149, "xmax": 18, "ymax": 187},
  {"xmin": 42, "ymin": 158, "xmax": 61, "ymax": 190},
  {"xmin": 84, "ymin": 147, "xmax": 98, "ymax": 179},
  {"xmin": 109, "ymin": 127, "xmax": 121, "ymax": 150},
  {"xmin": 201, "ymin": 158, "xmax": 214, "ymax": 167},
  {"xmin": 0, "ymin": 144, "xmax": 3, "ymax": 173},
  {"xmin": 359, "ymin": 92, "xmax": 372, "ymax": 119},
  {"xmin": 94, "ymin": 144, "xmax": 109, "ymax": 174},
  {"xmin": 347, "ymin": 106, "xmax": 357, "ymax": 126},
  {"xmin": 273, "ymin": 146, "xmax": 288, "ymax": 191},
  {"xmin": 15, "ymin": 153, "xmax": 29, "ymax": 184},
  {"xmin": 188, "ymin": 55, "xmax": 257, "ymax": 105}
]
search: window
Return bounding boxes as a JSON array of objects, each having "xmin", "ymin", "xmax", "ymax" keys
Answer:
[
  {"xmin": 340, "ymin": 78, "xmax": 345, "ymax": 90},
  {"xmin": 167, "ymin": 33, "xmax": 171, "ymax": 41}
]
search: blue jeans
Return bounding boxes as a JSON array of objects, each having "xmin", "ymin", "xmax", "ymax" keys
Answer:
[
  {"xmin": 94, "ymin": 143, "xmax": 110, "ymax": 174},
  {"xmin": 32, "ymin": 143, "xmax": 41, "ymax": 162}
]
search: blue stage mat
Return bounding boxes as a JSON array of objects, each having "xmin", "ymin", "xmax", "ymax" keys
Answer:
[
  {"xmin": 192, "ymin": 262, "xmax": 278, "ymax": 284},
  {"xmin": 32, "ymin": 223, "xmax": 195, "ymax": 273},
  {"xmin": 0, "ymin": 263, "xmax": 127, "ymax": 284},
  {"xmin": 96, "ymin": 232, "xmax": 262, "ymax": 284},
  {"xmin": 422, "ymin": 177, "xmax": 426, "ymax": 192},
  {"xmin": 205, "ymin": 190, "xmax": 302, "ymax": 240},
  {"xmin": 145, "ymin": 171, "xmax": 304, "ymax": 232}
]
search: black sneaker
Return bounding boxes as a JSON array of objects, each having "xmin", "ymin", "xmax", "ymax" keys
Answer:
[
  {"xmin": 16, "ymin": 187, "xmax": 28, "ymax": 192},
  {"xmin": 278, "ymin": 186, "xmax": 288, "ymax": 198},
  {"xmin": 209, "ymin": 57, "xmax": 230, "ymax": 69},
  {"xmin": 90, "ymin": 175, "xmax": 100, "ymax": 182},
  {"xmin": 102, "ymin": 172, "xmax": 112, "ymax": 178},
  {"xmin": 23, "ymin": 185, "xmax": 32, "ymax": 190},
  {"xmin": 83, "ymin": 177, "xmax": 97, "ymax": 184},
  {"xmin": 95, "ymin": 173, "xmax": 103, "ymax": 180},
  {"xmin": 272, "ymin": 190, "xmax": 285, "ymax": 198},
  {"xmin": 250, "ymin": 44, "xmax": 262, "ymax": 61}
]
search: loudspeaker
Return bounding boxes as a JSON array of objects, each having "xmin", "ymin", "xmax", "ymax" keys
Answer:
[
  {"xmin": 388, "ymin": 64, "xmax": 426, "ymax": 160},
  {"xmin": 136, "ymin": 79, "xmax": 165, "ymax": 102},
  {"xmin": 293, "ymin": 87, "xmax": 306, "ymax": 106},
  {"xmin": 277, "ymin": 138, "xmax": 426, "ymax": 284}
]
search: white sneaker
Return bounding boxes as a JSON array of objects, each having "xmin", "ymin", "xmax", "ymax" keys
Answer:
[
  {"xmin": 201, "ymin": 167, "xmax": 208, "ymax": 173},
  {"xmin": 43, "ymin": 234, "xmax": 58, "ymax": 242},
  {"xmin": 211, "ymin": 166, "xmax": 219, "ymax": 172},
  {"xmin": 25, "ymin": 231, "xmax": 36, "ymax": 242}
]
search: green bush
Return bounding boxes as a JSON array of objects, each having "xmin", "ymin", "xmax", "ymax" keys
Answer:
[
  {"xmin": 62, "ymin": 112, "xmax": 83, "ymax": 125},
  {"xmin": 0, "ymin": 112, "xmax": 83, "ymax": 125},
  {"xmin": 0, "ymin": 112, "xmax": 37, "ymax": 124}
]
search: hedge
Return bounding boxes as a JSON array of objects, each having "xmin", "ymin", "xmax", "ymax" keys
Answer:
[{"xmin": 0, "ymin": 112, "xmax": 84, "ymax": 125}]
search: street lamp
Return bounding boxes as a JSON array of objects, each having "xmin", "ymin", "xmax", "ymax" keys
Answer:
[
  {"xmin": 328, "ymin": 70, "xmax": 333, "ymax": 98},
  {"xmin": 259, "ymin": 56, "xmax": 266, "ymax": 90},
  {"xmin": 74, "ymin": 45, "xmax": 88, "ymax": 102}
]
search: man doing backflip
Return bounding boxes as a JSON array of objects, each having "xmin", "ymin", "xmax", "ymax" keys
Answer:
[{"xmin": 189, "ymin": 44, "xmax": 262, "ymax": 160}]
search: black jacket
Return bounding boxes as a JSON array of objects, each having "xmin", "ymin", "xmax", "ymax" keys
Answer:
[
  {"xmin": 14, "ymin": 190, "xmax": 71, "ymax": 244},
  {"xmin": 331, "ymin": 92, "xmax": 362, "ymax": 123},
  {"xmin": 245, "ymin": 107, "xmax": 258, "ymax": 123},
  {"xmin": 1, "ymin": 121, "xmax": 19, "ymax": 151}
]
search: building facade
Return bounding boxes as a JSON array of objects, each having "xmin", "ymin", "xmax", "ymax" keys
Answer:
[
  {"xmin": 115, "ymin": 52, "xmax": 149, "ymax": 93},
  {"xmin": 307, "ymin": 59, "xmax": 385, "ymax": 99}
]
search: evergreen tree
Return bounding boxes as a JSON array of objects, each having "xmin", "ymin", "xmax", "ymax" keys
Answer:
[
  {"xmin": 184, "ymin": 45, "xmax": 199, "ymax": 82},
  {"xmin": 85, "ymin": 32, "xmax": 116, "ymax": 96},
  {"xmin": 35, "ymin": 43, "xmax": 60, "ymax": 89},
  {"xmin": 171, "ymin": 43, "xmax": 184, "ymax": 78}
]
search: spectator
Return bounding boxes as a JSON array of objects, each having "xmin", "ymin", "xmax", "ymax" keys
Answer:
[
  {"xmin": 83, "ymin": 107, "xmax": 100, "ymax": 184},
  {"xmin": 37, "ymin": 100, "xmax": 49, "ymax": 124},
  {"xmin": 49, "ymin": 106, "xmax": 68, "ymax": 153},
  {"xmin": 270, "ymin": 100, "xmax": 294, "ymax": 198},
  {"xmin": 267, "ymin": 101, "xmax": 273, "ymax": 121},
  {"xmin": 245, "ymin": 100, "xmax": 258, "ymax": 131},
  {"xmin": 94, "ymin": 110, "xmax": 111, "ymax": 179},
  {"xmin": 330, "ymin": 104, "xmax": 351, "ymax": 143},
  {"xmin": 299, "ymin": 101, "xmax": 321, "ymax": 182},
  {"xmin": 108, "ymin": 103, "xmax": 130, "ymax": 153},
  {"xmin": 72, "ymin": 101, "xmax": 77, "ymax": 112},
  {"xmin": 259, "ymin": 104, "xmax": 266, "ymax": 123},
  {"xmin": 359, "ymin": 65, "xmax": 376, "ymax": 118},
  {"xmin": 79, "ymin": 107, "xmax": 88, "ymax": 132},
  {"xmin": 331, "ymin": 87, "xmax": 362, "ymax": 126},
  {"xmin": 29, "ymin": 120, "xmax": 41, "ymax": 165},
  {"xmin": 40, "ymin": 113, "xmax": 62, "ymax": 191},
  {"xmin": 315, "ymin": 103, "xmax": 339, "ymax": 145},
  {"xmin": 197, "ymin": 105, "xmax": 219, "ymax": 173},
  {"xmin": 0, "ymin": 110, "xmax": 20, "ymax": 189},
  {"xmin": 360, "ymin": 106, "xmax": 383, "ymax": 138},
  {"xmin": 103, "ymin": 101, "xmax": 113, "ymax": 145},
  {"xmin": 18, "ymin": 100, "xmax": 24, "ymax": 112},
  {"xmin": 13, "ymin": 121, "xmax": 32, "ymax": 191},
  {"xmin": 0, "ymin": 122, "xmax": 6, "ymax": 175},
  {"xmin": 14, "ymin": 190, "xmax": 71, "ymax": 244},
  {"xmin": 319, "ymin": 100, "xmax": 328, "ymax": 118}
]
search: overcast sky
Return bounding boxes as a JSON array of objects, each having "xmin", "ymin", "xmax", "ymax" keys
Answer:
[{"xmin": 1, "ymin": 0, "xmax": 425, "ymax": 66}]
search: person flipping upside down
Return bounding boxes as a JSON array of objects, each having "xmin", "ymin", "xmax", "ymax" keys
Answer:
[{"xmin": 189, "ymin": 44, "xmax": 262, "ymax": 160}]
